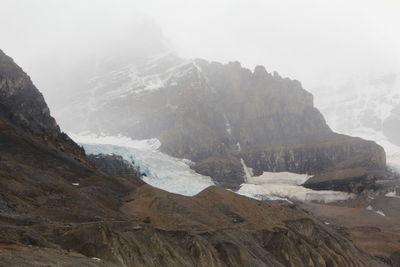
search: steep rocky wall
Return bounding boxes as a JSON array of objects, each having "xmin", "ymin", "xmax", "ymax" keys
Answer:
[
  {"xmin": 0, "ymin": 49, "xmax": 59, "ymax": 137},
  {"xmin": 242, "ymin": 135, "xmax": 386, "ymax": 175},
  {"xmin": 0, "ymin": 49, "xmax": 87, "ymax": 162}
]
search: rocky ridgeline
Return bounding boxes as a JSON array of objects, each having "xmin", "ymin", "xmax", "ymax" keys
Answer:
[{"xmin": 0, "ymin": 49, "xmax": 87, "ymax": 162}]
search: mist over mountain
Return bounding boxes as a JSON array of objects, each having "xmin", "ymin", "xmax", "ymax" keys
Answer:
[
  {"xmin": 2, "ymin": 0, "xmax": 400, "ymax": 95},
  {"xmin": 0, "ymin": 1, "xmax": 400, "ymax": 266},
  {"xmin": 312, "ymin": 73, "xmax": 400, "ymax": 173}
]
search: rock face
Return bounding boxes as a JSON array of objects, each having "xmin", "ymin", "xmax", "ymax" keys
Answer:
[
  {"xmin": 0, "ymin": 49, "xmax": 87, "ymax": 161},
  {"xmin": 0, "ymin": 50, "xmax": 59, "ymax": 136},
  {"xmin": 0, "ymin": 50, "xmax": 388, "ymax": 266},
  {"xmin": 51, "ymin": 55, "xmax": 386, "ymax": 190},
  {"xmin": 88, "ymin": 153, "xmax": 140, "ymax": 177},
  {"xmin": 303, "ymin": 167, "xmax": 382, "ymax": 193}
]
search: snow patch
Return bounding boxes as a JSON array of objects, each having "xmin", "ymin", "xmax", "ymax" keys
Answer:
[
  {"xmin": 223, "ymin": 114, "xmax": 233, "ymax": 136},
  {"xmin": 385, "ymin": 191, "xmax": 400, "ymax": 198},
  {"xmin": 247, "ymin": 172, "xmax": 310, "ymax": 185},
  {"xmin": 235, "ymin": 191, "xmax": 289, "ymax": 202},
  {"xmin": 236, "ymin": 142, "xmax": 241, "ymax": 152},
  {"xmin": 375, "ymin": 210, "xmax": 386, "ymax": 217},
  {"xmin": 238, "ymin": 171, "xmax": 354, "ymax": 203},
  {"xmin": 240, "ymin": 158, "xmax": 253, "ymax": 182},
  {"xmin": 366, "ymin": 205, "xmax": 386, "ymax": 216}
]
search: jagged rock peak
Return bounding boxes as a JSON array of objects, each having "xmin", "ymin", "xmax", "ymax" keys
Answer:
[
  {"xmin": 0, "ymin": 49, "xmax": 86, "ymax": 160},
  {"xmin": 253, "ymin": 65, "xmax": 268, "ymax": 76},
  {"xmin": 273, "ymin": 70, "xmax": 281, "ymax": 78},
  {"xmin": 227, "ymin": 60, "xmax": 242, "ymax": 69},
  {"xmin": 0, "ymin": 49, "xmax": 59, "ymax": 136}
]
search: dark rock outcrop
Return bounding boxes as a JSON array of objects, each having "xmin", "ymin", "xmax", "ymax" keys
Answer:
[
  {"xmin": 303, "ymin": 167, "xmax": 382, "ymax": 193},
  {"xmin": 88, "ymin": 153, "xmax": 140, "ymax": 177},
  {"xmin": 0, "ymin": 50, "xmax": 59, "ymax": 136},
  {"xmin": 0, "ymin": 49, "xmax": 87, "ymax": 162}
]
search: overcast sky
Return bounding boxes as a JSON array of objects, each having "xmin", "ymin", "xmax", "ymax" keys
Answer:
[{"xmin": 1, "ymin": 0, "xmax": 399, "ymax": 90}]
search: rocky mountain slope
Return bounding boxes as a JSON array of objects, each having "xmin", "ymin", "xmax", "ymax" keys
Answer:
[
  {"xmin": 50, "ymin": 54, "xmax": 387, "ymax": 191},
  {"xmin": 0, "ymin": 50, "xmax": 86, "ymax": 161},
  {"xmin": 0, "ymin": 49, "xmax": 390, "ymax": 266}
]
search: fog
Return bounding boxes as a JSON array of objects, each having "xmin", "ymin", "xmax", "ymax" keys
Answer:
[{"xmin": 1, "ymin": 0, "xmax": 399, "ymax": 92}]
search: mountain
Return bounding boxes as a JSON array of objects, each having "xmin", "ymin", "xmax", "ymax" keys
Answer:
[
  {"xmin": 50, "ymin": 53, "xmax": 387, "ymax": 192},
  {"xmin": 0, "ymin": 49, "xmax": 390, "ymax": 266}
]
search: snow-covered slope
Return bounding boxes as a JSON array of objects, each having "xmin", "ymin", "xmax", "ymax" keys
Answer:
[
  {"xmin": 238, "ymin": 172, "xmax": 353, "ymax": 203},
  {"xmin": 311, "ymin": 73, "xmax": 400, "ymax": 173},
  {"xmin": 53, "ymin": 53, "xmax": 192, "ymax": 133}
]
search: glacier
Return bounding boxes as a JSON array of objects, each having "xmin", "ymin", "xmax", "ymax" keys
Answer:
[
  {"xmin": 72, "ymin": 133, "xmax": 215, "ymax": 196},
  {"xmin": 72, "ymin": 133, "xmax": 354, "ymax": 203}
]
